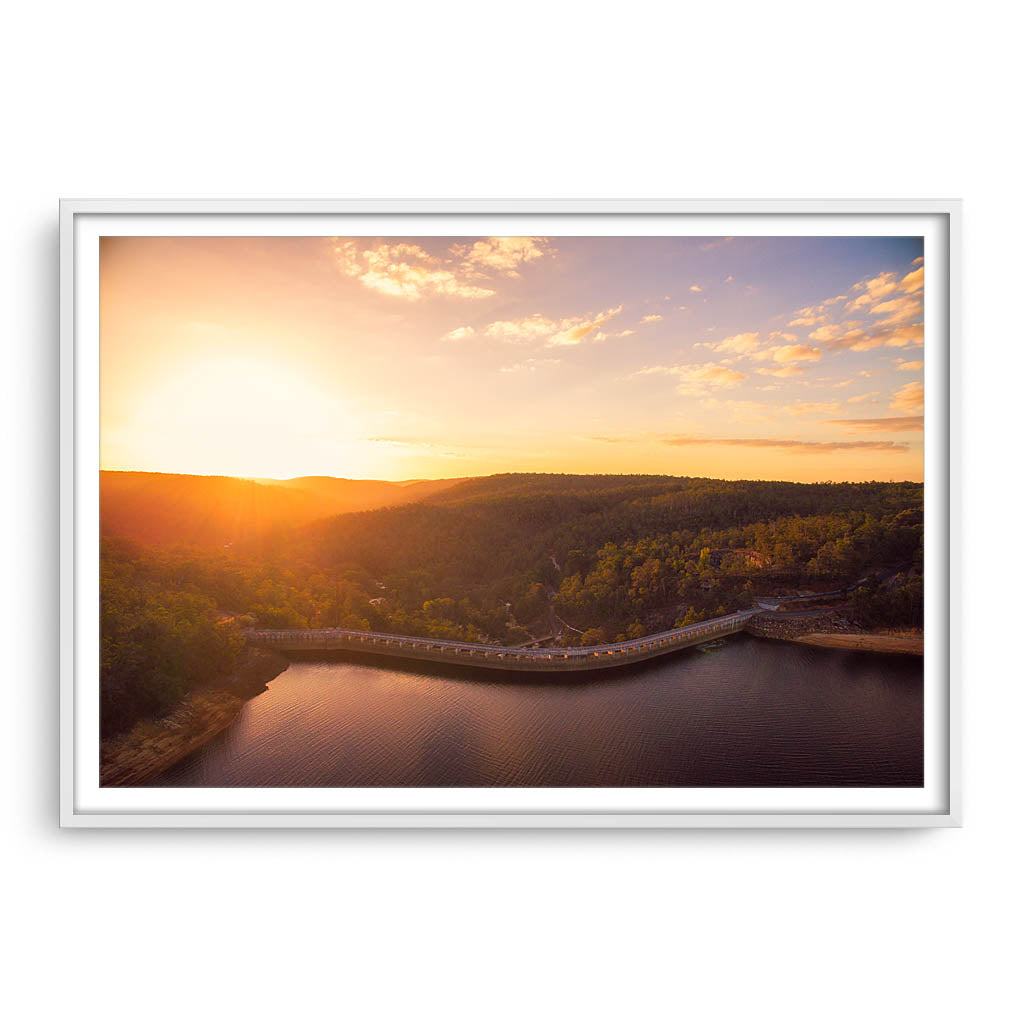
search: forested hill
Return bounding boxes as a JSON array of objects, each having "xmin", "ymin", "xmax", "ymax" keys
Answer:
[
  {"xmin": 100, "ymin": 471, "xmax": 463, "ymax": 548},
  {"xmin": 278, "ymin": 473, "xmax": 924, "ymax": 585},
  {"xmin": 100, "ymin": 473, "xmax": 923, "ymax": 735}
]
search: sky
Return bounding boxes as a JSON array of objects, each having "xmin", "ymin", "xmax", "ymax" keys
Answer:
[{"xmin": 99, "ymin": 234, "xmax": 924, "ymax": 482}]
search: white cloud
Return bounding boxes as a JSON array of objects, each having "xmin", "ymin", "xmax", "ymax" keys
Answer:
[
  {"xmin": 847, "ymin": 271, "xmax": 899, "ymax": 310},
  {"xmin": 809, "ymin": 321, "xmax": 862, "ymax": 343},
  {"xmin": 549, "ymin": 305, "xmax": 624, "ymax": 347},
  {"xmin": 483, "ymin": 305, "xmax": 624, "ymax": 348},
  {"xmin": 330, "ymin": 235, "xmax": 555, "ymax": 300},
  {"xmin": 869, "ymin": 293, "xmax": 923, "ymax": 327},
  {"xmin": 899, "ymin": 266, "xmax": 924, "ymax": 293},
  {"xmin": 499, "ymin": 358, "xmax": 561, "ymax": 373},
  {"xmin": 818, "ymin": 321, "xmax": 923, "ymax": 352},
  {"xmin": 891, "ymin": 380, "xmax": 924, "ymax": 413},
  {"xmin": 441, "ymin": 326, "xmax": 475, "ymax": 341},
  {"xmin": 771, "ymin": 344, "xmax": 822, "ymax": 363},
  {"xmin": 331, "ymin": 239, "xmax": 496, "ymax": 300},
  {"xmin": 452, "ymin": 236, "xmax": 552, "ymax": 276},
  {"xmin": 636, "ymin": 361, "xmax": 747, "ymax": 395},
  {"xmin": 714, "ymin": 331, "xmax": 762, "ymax": 355}
]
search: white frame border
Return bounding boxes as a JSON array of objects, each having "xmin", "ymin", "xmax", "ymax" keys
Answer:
[{"xmin": 59, "ymin": 198, "xmax": 961, "ymax": 828}]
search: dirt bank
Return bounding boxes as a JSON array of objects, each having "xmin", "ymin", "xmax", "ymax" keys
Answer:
[
  {"xmin": 790, "ymin": 633, "xmax": 923, "ymax": 655},
  {"xmin": 100, "ymin": 646, "xmax": 289, "ymax": 787}
]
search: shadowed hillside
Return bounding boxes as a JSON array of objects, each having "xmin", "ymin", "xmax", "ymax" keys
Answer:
[{"xmin": 100, "ymin": 471, "xmax": 463, "ymax": 548}]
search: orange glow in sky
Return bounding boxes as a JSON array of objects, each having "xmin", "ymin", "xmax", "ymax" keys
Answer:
[{"xmin": 100, "ymin": 235, "xmax": 924, "ymax": 482}]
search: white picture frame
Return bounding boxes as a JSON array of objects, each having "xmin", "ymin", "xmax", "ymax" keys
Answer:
[{"xmin": 60, "ymin": 198, "xmax": 961, "ymax": 828}]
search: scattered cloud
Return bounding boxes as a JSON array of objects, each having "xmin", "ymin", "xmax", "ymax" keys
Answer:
[
  {"xmin": 891, "ymin": 380, "xmax": 924, "ymax": 413},
  {"xmin": 846, "ymin": 265, "xmax": 922, "ymax": 314},
  {"xmin": 899, "ymin": 266, "xmax": 924, "ymax": 293},
  {"xmin": 499, "ymin": 358, "xmax": 561, "ymax": 373},
  {"xmin": 714, "ymin": 331, "xmax": 762, "ymax": 355},
  {"xmin": 483, "ymin": 305, "xmax": 623, "ymax": 347},
  {"xmin": 828, "ymin": 416, "xmax": 924, "ymax": 433},
  {"xmin": 817, "ymin": 321, "xmax": 923, "ymax": 352},
  {"xmin": 641, "ymin": 314, "xmax": 663, "ymax": 324},
  {"xmin": 661, "ymin": 436, "xmax": 908, "ymax": 454},
  {"xmin": 770, "ymin": 344, "xmax": 822, "ymax": 364},
  {"xmin": 895, "ymin": 359, "xmax": 923, "ymax": 372},
  {"xmin": 847, "ymin": 271, "xmax": 900, "ymax": 310},
  {"xmin": 809, "ymin": 321, "xmax": 862, "ymax": 343},
  {"xmin": 331, "ymin": 239, "xmax": 497, "ymax": 300},
  {"xmin": 548, "ymin": 306, "xmax": 624, "ymax": 346},
  {"xmin": 757, "ymin": 366, "xmax": 805, "ymax": 378},
  {"xmin": 442, "ymin": 326, "xmax": 475, "ymax": 341},
  {"xmin": 783, "ymin": 402, "xmax": 841, "ymax": 416},
  {"xmin": 912, "ymin": 256, "xmax": 924, "ymax": 266},
  {"xmin": 484, "ymin": 314, "xmax": 557, "ymax": 343},
  {"xmin": 636, "ymin": 362, "xmax": 747, "ymax": 395},
  {"xmin": 451, "ymin": 236, "xmax": 552, "ymax": 277},
  {"xmin": 786, "ymin": 295, "xmax": 849, "ymax": 327},
  {"xmin": 833, "ymin": 379, "xmax": 855, "ymax": 388},
  {"xmin": 700, "ymin": 238, "xmax": 734, "ymax": 251},
  {"xmin": 869, "ymin": 293, "xmax": 923, "ymax": 327},
  {"xmin": 847, "ymin": 392, "xmax": 880, "ymax": 404},
  {"xmin": 330, "ymin": 235, "xmax": 555, "ymax": 300},
  {"xmin": 689, "ymin": 284, "xmax": 703, "ymax": 293}
]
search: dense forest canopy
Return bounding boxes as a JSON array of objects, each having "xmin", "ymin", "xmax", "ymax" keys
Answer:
[{"xmin": 100, "ymin": 473, "xmax": 924, "ymax": 736}]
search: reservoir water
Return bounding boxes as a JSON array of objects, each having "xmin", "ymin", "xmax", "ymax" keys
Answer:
[{"xmin": 155, "ymin": 634, "xmax": 923, "ymax": 787}]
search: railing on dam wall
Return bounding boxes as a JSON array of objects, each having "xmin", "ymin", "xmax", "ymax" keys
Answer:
[{"xmin": 246, "ymin": 609, "xmax": 758, "ymax": 673}]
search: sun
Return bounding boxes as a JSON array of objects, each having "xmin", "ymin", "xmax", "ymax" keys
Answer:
[{"xmin": 107, "ymin": 353, "xmax": 368, "ymax": 479}]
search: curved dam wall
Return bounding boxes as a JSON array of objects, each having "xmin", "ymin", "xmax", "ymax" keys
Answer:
[{"xmin": 247, "ymin": 610, "xmax": 757, "ymax": 674}]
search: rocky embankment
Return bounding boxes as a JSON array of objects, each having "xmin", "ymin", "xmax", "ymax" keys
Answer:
[
  {"xmin": 744, "ymin": 610, "xmax": 854, "ymax": 640},
  {"xmin": 100, "ymin": 646, "xmax": 289, "ymax": 787},
  {"xmin": 744, "ymin": 611, "xmax": 923, "ymax": 655}
]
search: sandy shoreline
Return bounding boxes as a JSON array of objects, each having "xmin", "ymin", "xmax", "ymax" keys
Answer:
[{"xmin": 791, "ymin": 632, "xmax": 923, "ymax": 655}]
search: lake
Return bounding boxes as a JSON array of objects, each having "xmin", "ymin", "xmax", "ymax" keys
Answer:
[{"xmin": 154, "ymin": 634, "xmax": 923, "ymax": 787}]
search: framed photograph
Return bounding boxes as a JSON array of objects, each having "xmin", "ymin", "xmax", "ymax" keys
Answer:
[{"xmin": 60, "ymin": 199, "xmax": 960, "ymax": 827}]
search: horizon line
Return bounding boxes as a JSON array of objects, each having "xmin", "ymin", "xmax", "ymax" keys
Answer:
[{"xmin": 98, "ymin": 466, "xmax": 923, "ymax": 486}]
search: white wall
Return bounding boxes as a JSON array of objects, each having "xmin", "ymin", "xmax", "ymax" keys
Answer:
[{"xmin": 4, "ymin": 3, "xmax": 1019, "ymax": 1021}]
